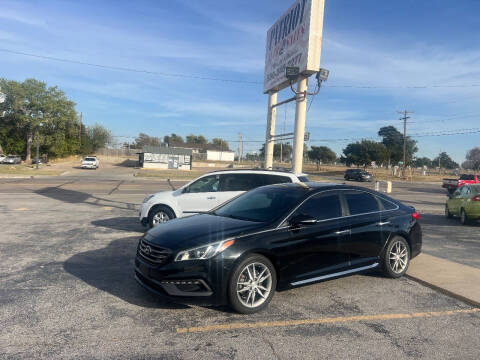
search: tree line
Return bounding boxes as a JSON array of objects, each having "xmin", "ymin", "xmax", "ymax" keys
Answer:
[
  {"xmin": 0, "ymin": 78, "xmax": 111, "ymax": 161},
  {"xmin": 252, "ymin": 125, "xmax": 479, "ymax": 171},
  {"xmin": 132, "ymin": 132, "xmax": 231, "ymax": 151}
]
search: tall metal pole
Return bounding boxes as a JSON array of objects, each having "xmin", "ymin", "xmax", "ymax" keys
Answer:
[
  {"xmin": 35, "ymin": 131, "xmax": 40, "ymax": 170},
  {"xmin": 265, "ymin": 91, "xmax": 278, "ymax": 169},
  {"xmin": 292, "ymin": 76, "xmax": 308, "ymax": 174}
]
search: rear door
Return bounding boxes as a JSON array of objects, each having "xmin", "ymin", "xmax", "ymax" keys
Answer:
[
  {"xmin": 216, "ymin": 173, "xmax": 264, "ymax": 205},
  {"xmin": 341, "ymin": 190, "xmax": 383, "ymax": 267}
]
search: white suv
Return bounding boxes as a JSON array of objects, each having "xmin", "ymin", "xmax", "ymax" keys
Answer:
[{"xmin": 139, "ymin": 169, "xmax": 309, "ymax": 228}]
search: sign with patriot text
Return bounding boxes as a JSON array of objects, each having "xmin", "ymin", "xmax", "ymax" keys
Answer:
[{"xmin": 264, "ymin": 0, "xmax": 325, "ymax": 93}]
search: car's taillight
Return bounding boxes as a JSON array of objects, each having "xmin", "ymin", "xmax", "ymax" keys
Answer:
[
  {"xmin": 412, "ymin": 212, "xmax": 420, "ymax": 220},
  {"xmin": 472, "ymin": 195, "xmax": 480, "ymax": 202}
]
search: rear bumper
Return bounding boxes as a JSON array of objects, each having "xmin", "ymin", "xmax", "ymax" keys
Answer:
[
  {"xmin": 81, "ymin": 164, "xmax": 97, "ymax": 168},
  {"xmin": 409, "ymin": 222, "xmax": 422, "ymax": 258}
]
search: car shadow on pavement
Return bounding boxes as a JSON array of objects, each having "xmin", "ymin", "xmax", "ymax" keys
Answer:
[
  {"xmin": 63, "ymin": 236, "xmax": 188, "ymax": 309},
  {"xmin": 92, "ymin": 217, "xmax": 146, "ymax": 232},
  {"xmin": 35, "ymin": 187, "xmax": 138, "ymax": 210},
  {"xmin": 420, "ymin": 213, "xmax": 479, "ymax": 226}
]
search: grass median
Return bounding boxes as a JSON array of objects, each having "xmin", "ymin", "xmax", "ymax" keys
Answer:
[{"xmin": 0, "ymin": 164, "xmax": 63, "ymax": 176}]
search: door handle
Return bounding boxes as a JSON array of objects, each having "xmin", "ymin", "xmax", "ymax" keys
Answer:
[
  {"xmin": 206, "ymin": 196, "xmax": 216, "ymax": 200},
  {"xmin": 376, "ymin": 221, "xmax": 390, "ymax": 226},
  {"xmin": 335, "ymin": 230, "xmax": 350, "ymax": 235}
]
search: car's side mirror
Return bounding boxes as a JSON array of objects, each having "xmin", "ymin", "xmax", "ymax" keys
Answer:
[{"xmin": 290, "ymin": 214, "xmax": 317, "ymax": 227}]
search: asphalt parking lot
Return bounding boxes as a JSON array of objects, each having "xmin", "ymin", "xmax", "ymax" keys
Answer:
[{"xmin": 1, "ymin": 172, "xmax": 479, "ymax": 359}]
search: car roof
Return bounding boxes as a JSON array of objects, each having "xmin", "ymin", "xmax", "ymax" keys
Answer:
[
  {"xmin": 264, "ymin": 181, "xmax": 391, "ymax": 195},
  {"xmin": 203, "ymin": 168, "xmax": 307, "ymax": 177}
]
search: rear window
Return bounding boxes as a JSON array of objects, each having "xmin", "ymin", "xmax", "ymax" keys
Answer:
[
  {"xmin": 85, "ymin": 157, "xmax": 96, "ymax": 161},
  {"xmin": 460, "ymin": 174, "xmax": 475, "ymax": 180},
  {"xmin": 262, "ymin": 175, "xmax": 292, "ymax": 186},
  {"xmin": 344, "ymin": 192, "xmax": 380, "ymax": 215},
  {"xmin": 219, "ymin": 174, "xmax": 263, "ymax": 191},
  {"xmin": 379, "ymin": 197, "xmax": 398, "ymax": 211}
]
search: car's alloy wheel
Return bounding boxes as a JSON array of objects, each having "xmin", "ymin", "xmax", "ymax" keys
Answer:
[
  {"xmin": 148, "ymin": 206, "xmax": 175, "ymax": 228},
  {"xmin": 445, "ymin": 204, "xmax": 453, "ymax": 219},
  {"xmin": 460, "ymin": 209, "xmax": 469, "ymax": 225},
  {"xmin": 229, "ymin": 254, "xmax": 276, "ymax": 314},
  {"xmin": 382, "ymin": 236, "xmax": 410, "ymax": 278}
]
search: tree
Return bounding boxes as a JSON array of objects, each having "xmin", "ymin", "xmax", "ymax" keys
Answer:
[
  {"xmin": 433, "ymin": 152, "xmax": 458, "ymax": 170},
  {"xmin": 81, "ymin": 124, "xmax": 111, "ymax": 154},
  {"xmin": 465, "ymin": 147, "xmax": 480, "ymax": 171},
  {"xmin": 341, "ymin": 140, "xmax": 388, "ymax": 167},
  {"xmin": 413, "ymin": 157, "xmax": 432, "ymax": 168},
  {"xmin": 308, "ymin": 146, "xmax": 337, "ymax": 169},
  {"xmin": 210, "ymin": 138, "xmax": 230, "ymax": 151},
  {"xmin": 135, "ymin": 133, "xmax": 161, "ymax": 148},
  {"xmin": 0, "ymin": 78, "xmax": 82, "ymax": 160},
  {"xmin": 186, "ymin": 134, "xmax": 207, "ymax": 145},
  {"xmin": 163, "ymin": 133, "xmax": 184, "ymax": 145},
  {"xmin": 378, "ymin": 126, "xmax": 418, "ymax": 165}
]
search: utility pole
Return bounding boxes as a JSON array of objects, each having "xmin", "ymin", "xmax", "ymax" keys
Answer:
[
  {"xmin": 79, "ymin": 112, "xmax": 83, "ymax": 147},
  {"xmin": 237, "ymin": 133, "xmax": 243, "ymax": 163},
  {"xmin": 397, "ymin": 110, "xmax": 413, "ymax": 172}
]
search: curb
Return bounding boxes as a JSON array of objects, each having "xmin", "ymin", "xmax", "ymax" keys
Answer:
[{"xmin": 406, "ymin": 274, "xmax": 480, "ymax": 308}]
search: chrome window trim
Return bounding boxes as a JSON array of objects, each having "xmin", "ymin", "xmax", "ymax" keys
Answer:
[
  {"xmin": 277, "ymin": 189, "xmax": 400, "ymax": 229},
  {"xmin": 291, "ymin": 263, "xmax": 379, "ymax": 286}
]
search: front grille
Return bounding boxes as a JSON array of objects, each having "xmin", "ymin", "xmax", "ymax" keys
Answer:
[{"xmin": 138, "ymin": 238, "xmax": 170, "ymax": 264}]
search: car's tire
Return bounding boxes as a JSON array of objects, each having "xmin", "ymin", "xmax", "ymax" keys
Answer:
[
  {"xmin": 228, "ymin": 254, "xmax": 277, "ymax": 314},
  {"xmin": 148, "ymin": 205, "xmax": 176, "ymax": 228},
  {"xmin": 445, "ymin": 204, "xmax": 453, "ymax": 219},
  {"xmin": 460, "ymin": 209, "xmax": 469, "ymax": 225},
  {"xmin": 381, "ymin": 236, "xmax": 410, "ymax": 278}
]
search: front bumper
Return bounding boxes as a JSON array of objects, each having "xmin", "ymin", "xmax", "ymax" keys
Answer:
[{"xmin": 134, "ymin": 253, "xmax": 232, "ymax": 306}]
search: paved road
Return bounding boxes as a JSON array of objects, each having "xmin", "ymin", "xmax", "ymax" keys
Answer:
[{"xmin": 1, "ymin": 174, "xmax": 479, "ymax": 359}]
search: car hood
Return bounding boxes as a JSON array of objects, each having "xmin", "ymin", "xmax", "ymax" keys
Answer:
[{"xmin": 144, "ymin": 214, "xmax": 267, "ymax": 251}]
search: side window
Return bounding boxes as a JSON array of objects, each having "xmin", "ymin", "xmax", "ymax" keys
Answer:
[
  {"xmin": 453, "ymin": 188, "xmax": 462, "ymax": 198},
  {"xmin": 344, "ymin": 191, "xmax": 380, "ymax": 215},
  {"xmin": 263, "ymin": 175, "xmax": 292, "ymax": 186},
  {"xmin": 187, "ymin": 175, "xmax": 219, "ymax": 193},
  {"xmin": 297, "ymin": 176, "xmax": 310, "ymax": 182},
  {"xmin": 219, "ymin": 174, "xmax": 263, "ymax": 192},
  {"xmin": 292, "ymin": 193, "xmax": 342, "ymax": 221},
  {"xmin": 379, "ymin": 197, "xmax": 398, "ymax": 211}
]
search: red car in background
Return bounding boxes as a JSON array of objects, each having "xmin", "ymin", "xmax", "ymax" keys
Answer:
[{"xmin": 442, "ymin": 174, "xmax": 480, "ymax": 193}]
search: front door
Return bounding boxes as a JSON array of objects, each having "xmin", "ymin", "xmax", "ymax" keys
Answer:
[
  {"xmin": 278, "ymin": 191, "xmax": 351, "ymax": 285},
  {"xmin": 177, "ymin": 174, "xmax": 222, "ymax": 215}
]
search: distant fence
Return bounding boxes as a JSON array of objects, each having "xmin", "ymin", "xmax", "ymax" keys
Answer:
[{"xmin": 95, "ymin": 148, "xmax": 141, "ymax": 157}]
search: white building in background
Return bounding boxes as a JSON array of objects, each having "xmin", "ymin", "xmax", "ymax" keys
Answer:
[{"xmin": 206, "ymin": 150, "xmax": 235, "ymax": 162}]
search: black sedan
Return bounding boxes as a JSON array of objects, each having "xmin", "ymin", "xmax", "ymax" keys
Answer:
[{"xmin": 134, "ymin": 183, "xmax": 422, "ymax": 314}]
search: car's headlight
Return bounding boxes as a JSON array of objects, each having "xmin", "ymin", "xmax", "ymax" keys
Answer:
[
  {"xmin": 175, "ymin": 239, "xmax": 235, "ymax": 261},
  {"xmin": 143, "ymin": 194, "xmax": 154, "ymax": 203}
]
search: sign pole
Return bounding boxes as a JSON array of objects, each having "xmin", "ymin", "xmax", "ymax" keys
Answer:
[
  {"xmin": 265, "ymin": 91, "xmax": 278, "ymax": 169},
  {"xmin": 292, "ymin": 76, "xmax": 308, "ymax": 174}
]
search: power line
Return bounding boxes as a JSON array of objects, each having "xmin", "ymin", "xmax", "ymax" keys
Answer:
[
  {"xmin": 2, "ymin": 47, "xmax": 480, "ymax": 89},
  {"xmin": 0, "ymin": 48, "xmax": 261, "ymax": 85}
]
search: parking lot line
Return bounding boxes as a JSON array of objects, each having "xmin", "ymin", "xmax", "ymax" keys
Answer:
[
  {"xmin": 14, "ymin": 207, "xmax": 29, "ymax": 211},
  {"xmin": 176, "ymin": 308, "xmax": 480, "ymax": 334}
]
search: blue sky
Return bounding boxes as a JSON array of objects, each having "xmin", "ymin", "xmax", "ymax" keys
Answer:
[{"xmin": 1, "ymin": 0, "xmax": 479, "ymax": 163}]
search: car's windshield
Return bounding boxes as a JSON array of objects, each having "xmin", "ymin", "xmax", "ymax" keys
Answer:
[{"xmin": 214, "ymin": 185, "xmax": 308, "ymax": 222}]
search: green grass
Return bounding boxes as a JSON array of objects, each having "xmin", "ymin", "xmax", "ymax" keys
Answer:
[
  {"xmin": 0, "ymin": 165, "xmax": 63, "ymax": 176},
  {"xmin": 135, "ymin": 169, "xmax": 208, "ymax": 180}
]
